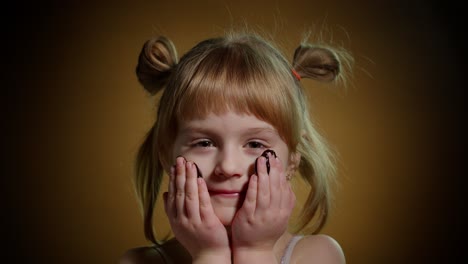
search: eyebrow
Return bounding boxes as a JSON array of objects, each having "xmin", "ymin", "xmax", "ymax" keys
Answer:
[{"xmin": 243, "ymin": 127, "xmax": 278, "ymax": 136}]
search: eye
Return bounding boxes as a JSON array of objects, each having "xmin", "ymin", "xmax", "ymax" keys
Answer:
[
  {"xmin": 246, "ymin": 141, "xmax": 266, "ymax": 149},
  {"xmin": 192, "ymin": 140, "xmax": 214, "ymax": 148}
]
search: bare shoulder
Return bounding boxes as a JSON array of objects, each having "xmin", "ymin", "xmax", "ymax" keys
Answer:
[
  {"xmin": 119, "ymin": 246, "xmax": 163, "ymax": 264},
  {"xmin": 292, "ymin": 234, "xmax": 346, "ymax": 264}
]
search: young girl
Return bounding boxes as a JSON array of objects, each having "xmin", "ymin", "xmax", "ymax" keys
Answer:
[{"xmin": 121, "ymin": 31, "xmax": 352, "ymax": 264}]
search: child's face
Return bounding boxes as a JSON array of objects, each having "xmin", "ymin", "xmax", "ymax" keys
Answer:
[{"xmin": 172, "ymin": 111, "xmax": 292, "ymax": 226}]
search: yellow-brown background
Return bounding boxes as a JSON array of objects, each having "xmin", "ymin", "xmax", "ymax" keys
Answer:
[{"xmin": 5, "ymin": 0, "xmax": 464, "ymax": 263}]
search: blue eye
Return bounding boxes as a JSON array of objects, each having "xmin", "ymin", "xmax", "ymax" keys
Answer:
[{"xmin": 247, "ymin": 141, "xmax": 266, "ymax": 149}]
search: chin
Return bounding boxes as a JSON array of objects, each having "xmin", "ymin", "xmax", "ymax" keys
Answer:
[{"xmin": 213, "ymin": 206, "xmax": 238, "ymax": 226}]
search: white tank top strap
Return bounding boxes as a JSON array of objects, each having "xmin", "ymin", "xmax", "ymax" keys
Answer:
[{"xmin": 280, "ymin": 235, "xmax": 304, "ymax": 264}]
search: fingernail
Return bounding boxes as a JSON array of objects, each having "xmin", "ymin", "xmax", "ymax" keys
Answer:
[
  {"xmin": 176, "ymin": 155, "xmax": 186, "ymax": 164},
  {"xmin": 255, "ymin": 149, "xmax": 277, "ymax": 175},
  {"xmin": 255, "ymin": 157, "xmax": 258, "ymax": 175},
  {"xmin": 265, "ymin": 156, "xmax": 270, "ymax": 174},
  {"xmin": 262, "ymin": 149, "xmax": 277, "ymax": 159}
]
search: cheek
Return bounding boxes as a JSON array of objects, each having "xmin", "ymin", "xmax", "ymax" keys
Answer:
[
  {"xmin": 181, "ymin": 154, "xmax": 217, "ymax": 177},
  {"xmin": 171, "ymin": 140, "xmax": 184, "ymax": 162},
  {"xmin": 278, "ymin": 146, "xmax": 292, "ymax": 171},
  {"xmin": 282, "ymin": 159, "xmax": 289, "ymax": 170},
  {"xmin": 158, "ymin": 146, "xmax": 175, "ymax": 172}
]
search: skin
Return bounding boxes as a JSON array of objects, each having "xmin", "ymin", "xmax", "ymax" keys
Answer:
[{"xmin": 120, "ymin": 112, "xmax": 345, "ymax": 264}]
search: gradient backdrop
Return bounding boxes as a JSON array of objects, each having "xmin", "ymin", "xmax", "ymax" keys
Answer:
[{"xmin": 5, "ymin": 0, "xmax": 464, "ymax": 263}]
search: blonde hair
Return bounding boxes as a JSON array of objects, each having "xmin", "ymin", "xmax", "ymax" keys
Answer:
[{"xmin": 134, "ymin": 32, "xmax": 352, "ymax": 244}]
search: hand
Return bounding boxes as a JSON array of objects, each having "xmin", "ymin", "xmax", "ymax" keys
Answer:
[
  {"xmin": 163, "ymin": 157, "xmax": 231, "ymax": 263},
  {"xmin": 231, "ymin": 153, "xmax": 296, "ymax": 262}
]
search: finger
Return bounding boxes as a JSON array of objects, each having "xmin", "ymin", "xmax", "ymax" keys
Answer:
[
  {"xmin": 269, "ymin": 154, "xmax": 282, "ymax": 207},
  {"xmin": 168, "ymin": 165, "xmax": 176, "ymax": 192},
  {"xmin": 175, "ymin": 156, "xmax": 187, "ymax": 218},
  {"xmin": 197, "ymin": 177, "xmax": 216, "ymax": 220},
  {"xmin": 241, "ymin": 175, "xmax": 258, "ymax": 215},
  {"xmin": 256, "ymin": 156, "xmax": 270, "ymax": 210},
  {"xmin": 184, "ymin": 161, "xmax": 200, "ymax": 220}
]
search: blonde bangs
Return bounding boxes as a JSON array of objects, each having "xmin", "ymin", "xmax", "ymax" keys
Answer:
[{"xmin": 175, "ymin": 44, "xmax": 298, "ymax": 147}]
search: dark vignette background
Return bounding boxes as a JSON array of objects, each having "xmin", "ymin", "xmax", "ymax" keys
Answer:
[{"xmin": 3, "ymin": 0, "xmax": 465, "ymax": 263}]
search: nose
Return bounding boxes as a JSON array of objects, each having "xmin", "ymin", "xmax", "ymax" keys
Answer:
[{"xmin": 214, "ymin": 147, "xmax": 245, "ymax": 178}]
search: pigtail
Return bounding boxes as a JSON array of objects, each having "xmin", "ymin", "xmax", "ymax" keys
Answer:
[
  {"xmin": 134, "ymin": 122, "xmax": 167, "ymax": 245},
  {"xmin": 136, "ymin": 36, "xmax": 178, "ymax": 95},
  {"xmin": 292, "ymin": 43, "xmax": 353, "ymax": 84},
  {"xmin": 291, "ymin": 40, "xmax": 353, "ymax": 234},
  {"xmin": 134, "ymin": 36, "xmax": 177, "ymax": 244}
]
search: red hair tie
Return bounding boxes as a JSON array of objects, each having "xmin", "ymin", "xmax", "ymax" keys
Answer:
[{"xmin": 292, "ymin": 69, "xmax": 301, "ymax": 81}]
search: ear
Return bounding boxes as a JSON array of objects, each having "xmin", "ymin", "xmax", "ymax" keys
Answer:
[
  {"xmin": 159, "ymin": 153, "xmax": 172, "ymax": 175},
  {"xmin": 286, "ymin": 151, "xmax": 302, "ymax": 179}
]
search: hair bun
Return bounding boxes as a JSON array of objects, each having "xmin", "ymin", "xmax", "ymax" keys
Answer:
[
  {"xmin": 293, "ymin": 45, "xmax": 342, "ymax": 82},
  {"xmin": 136, "ymin": 36, "xmax": 178, "ymax": 95}
]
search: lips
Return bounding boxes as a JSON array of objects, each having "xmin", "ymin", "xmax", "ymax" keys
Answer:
[{"xmin": 209, "ymin": 189, "xmax": 245, "ymax": 197}]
